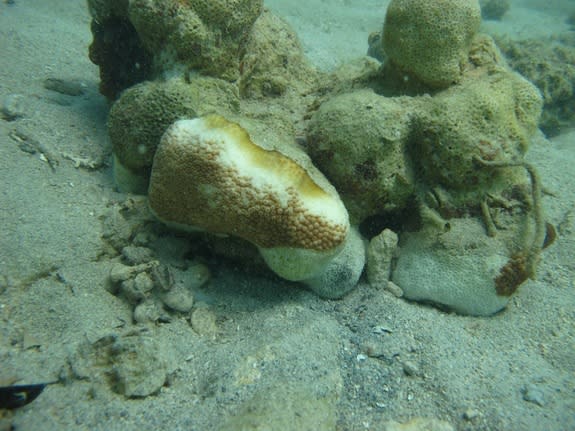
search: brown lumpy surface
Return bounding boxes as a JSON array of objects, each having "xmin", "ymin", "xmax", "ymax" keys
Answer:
[{"xmin": 149, "ymin": 118, "xmax": 348, "ymax": 252}]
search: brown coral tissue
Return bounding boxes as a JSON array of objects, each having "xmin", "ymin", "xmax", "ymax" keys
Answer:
[{"xmin": 495, "ymin": 254, "xmax": 530, "ymax": 296}]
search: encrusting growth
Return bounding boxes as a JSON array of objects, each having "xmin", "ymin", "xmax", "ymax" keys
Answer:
[{"xmin": 473, "ymin": 156, "xmax": 548, "ymax": 296}]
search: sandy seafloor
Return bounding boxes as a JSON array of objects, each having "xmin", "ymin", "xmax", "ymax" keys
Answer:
[{"xmin": 0, "ymin": 1, "xmax": 574, "ymax": 430}]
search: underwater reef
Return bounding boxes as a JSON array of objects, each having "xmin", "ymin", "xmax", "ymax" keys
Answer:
[
  {"xmin": 495, "ymin": 33, "xmax": 575, "ymax": 137},
  {"xmin": 88, "ymin": 0, "xmax": 553, "ymax": 317}
]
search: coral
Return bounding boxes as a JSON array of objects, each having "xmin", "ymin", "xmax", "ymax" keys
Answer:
[
  {"xmin": 149, "ymin": 115, "xmax": 348, "ymax": 252},
  {"xmin": 108, "ymin": 77, "xmax": 239, "ymax": 193},
  {"xmin": 496, "ymin": 34, "xmax": 575, "ymax": 136},
  {"xmin": 304, "ymin": 15, "xmax": 546, "ymax": 311},
  {"xmin": 88, "ymin": 17, "xmax": 152, "ymax": 100},
  {"xmin": 366, "ymin": 228, "xmax": 399, "ymax": 288},
  {"xmin": 88, "ymin": 0, "xmax": 552, "ymax": 311},
  {"xmin": 392, "ymin": 155, "xmax": 546, "ymax": 315},
  {"xmin": 382, "ymin": 0, "xmax": 481, "ymax": 88},
  {"xmin": 409, "ymin": 68, "xmax": 542, "ymax": 192},
  {"xmin": 392, "ymin": 218, "xmax": 520, "ymax": 316},
  {"xmin": 190, "ymin": 0, "xmax": 263, "ymax": 35},
  {"xmin": 148, "ymin": 115, "xmax": 364, "ymax": 296},
  {"xmin": 276, "ymin": 228, "xmax": 365, "ymax": 299},
  {"xmin": 306, "ymin": 89, "xmax": 416, "ymax": 223},
  {"xmin": 238, "ymin": 10, "xmax": 319, "ymax": 98},
  {"xmin": 87, "ymin": 0, "xmax": 263, "ymax": 85}
]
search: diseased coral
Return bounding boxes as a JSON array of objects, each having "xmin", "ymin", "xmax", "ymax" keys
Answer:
[
  {"xmin": 149, "ymin": 115, "xmax": 349, "ymax": 252},
  {"xmin": 108, "ymin": 77, "xmax": 239, "ymax": 193},
  {"xmin": 148, "ymin": 114, "xmax": 364, "ymax": 298},
  {"xmin": 89, "ymin": 0, "xmax": 553, "ymax": 312}
]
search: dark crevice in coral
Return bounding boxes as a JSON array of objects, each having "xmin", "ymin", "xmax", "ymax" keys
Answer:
[
  {"xmin": 359, "ymin": 199, "xmax": 420, "ymax": 240},
  {"xmin": 89, "ymin": 18, "xmax": 153, "ymax": 101}
]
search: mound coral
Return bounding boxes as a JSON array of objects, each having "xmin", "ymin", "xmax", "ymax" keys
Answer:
[
  {"xmin": 88, "ymin": 0, "xmax": 552, "ymax": 312},
  {"xmin": 382, "ymin": 0, "xmax": 481, "ymax": 88},
  {"xmin": 306, "ymin": 89, "xmax": 415, "ymax": 223},
  {"xmin": 304, "ymin": 1, "xmax": 548, "ymax": 314},
  {"xmin": 410, "ymin": 68, "xmax": 542, "ymax": 192},
  {"xmin": 108, "ymin": 77, "xmax": 239, "ymax": 193},
  {"xmin": 88, "ymin": 0, "xmax": 263, "ymax": 86},
  {"xmin": 148, "ymin": 115, "xmax": 364, "ymax": 298},
  {"xmin": 496, "ymin": 34, "xmax": 575, "ymax": 136}
]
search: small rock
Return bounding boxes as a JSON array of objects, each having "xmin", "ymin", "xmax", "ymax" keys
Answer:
[
  {"xmin": 367, "ymin": 229, "xmax": 398, "ymax": 287},
  {"xmin": 151, "ymin": 264, "xmax": 174, "ymax": 291},
  {"xmin": 522, "ymin": 383, "xmax": 545, "ymax": 406},
  {"xmin": 363, "ymin": 341, "xmax": 386, "ymax": 359},
  {"xmin": 190, "ymin": 307, "xmax": 218, "ymax": 338},
  {"xmin": 372, "ymin": 325, "xmax": 393, "ymax": 335},
  {"xmin": 133, "ymin": 299, "xmax": 164, "ymax": 324},
  {"xmin": 463, "ymin": 408, "xmax": 481, "ymax": 421},
  {"xmin": 186, "ymin": 263, "xmax": 211, "ymax": 289},
  {"xmin": 161, "ymin": 285, "xmax": 194, "ymax": 313},
  {"xmin": 109, "ymin": 261, "xmax": 158, "ymax": 283},
  {"xmin": 119, "ymin": 280, "xmax": 139, "ymax": 304},
  {"xmin": 1, "ymin": 94, "xmax": 26, "ymax": 121},
  {"xmin": 121, "ymin": 246, "xmax": 154, "ymax": 265},
  {"xmin": 402, "ymin": 360, "xmax": 419, "ymax": 377},
  {"xmin": 120, "ymin": 272, "xmax": 155, "ymax": 304},
  {"xmin": 43, "ymin": 77, "xmax": 86, "ymax": 96},
  {"xmin": 134, "ymin": 272, "xmax": 154, "ymax": 292},
  {"xmin": 378, "ymin": 417, "xmax": 455, "ymax": 431},
  {"xmin": 386, "ymin": 280, "xmax": 404, "ymax": 297}
]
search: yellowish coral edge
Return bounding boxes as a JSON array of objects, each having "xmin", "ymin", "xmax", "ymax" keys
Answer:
[{"xmin": 203, "ymin": 114, "xmax": 330, "ymax": 199}]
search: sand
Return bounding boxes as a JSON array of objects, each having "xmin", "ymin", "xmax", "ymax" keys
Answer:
[{"xmin": 0, "ymin": 1, "xmax": 573, "ymax": 430}]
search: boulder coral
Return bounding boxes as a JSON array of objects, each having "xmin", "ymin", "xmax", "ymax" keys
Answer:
[
  {"xmin": 305, "ymin": 1, "xmax": 547, "ymax": 314},
  {"xmin": 88, "ymin": 0, "xmax": 263, "ymax": 87},
  {"xmin": 410, "ymin": 68, "xmax": 542, "ymax": 193},
  {"xmin": 108, "ymin": 77, "xmax": 239, "ymax": 193},
  {"xmin": 88, "ymin": 0, "xmax": 263, "ymax": 100},
  {"xmin": 148, "ymin": 115, "xmax": 365, "ymax": 298},
  {"xmin": 238, "ymin": 10, "xmax": 319, "ymax": 99},
  {"xmin": 307, "ymin": 89, "xmax": 416, "ymax": 223},
  {"xmin": 496, "ymin": 34, "xmax": 575, "ymax": 136},
  {"xmin": 392, "ymin": 213, "xmax": 539, "ymax": 316},
  {"xmin": 382, "ymin": 0, "xmax": 481, "ymax": 89},
  {"xmin": 88, "ymin": 0, "xmax": 552, "ymax": 311}
]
